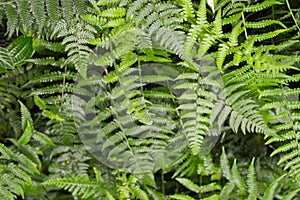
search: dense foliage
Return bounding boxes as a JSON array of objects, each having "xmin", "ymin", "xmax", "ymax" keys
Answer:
[{"xmin": 0, "ymin": 0, "xmax": 300, "ymax": 199}]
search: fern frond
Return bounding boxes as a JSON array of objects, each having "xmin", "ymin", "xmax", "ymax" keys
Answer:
[
  {"xmin": 16, "ymin": 0, "xmax": 31, "ymax": 33},
  {"xmin": 30, "ymin": 0, "xmax": 46, "ymax": 33},
  {"xmin": 220, "ymin": 147, "xmax": 231, "ymax": 180},
  {"xmin": 263, "ymin": 174, "xmax": 286, "ymax": 200},
  {"xmin": 7, "ymin": 36, "xmax": 33, "ymax": 66},
  {"xmin": 97, "ymin": 0, "xmax": 121, "ymax": 6},
  {"xmin": 245, "ymin": 20, "xmax": 286, "ymax": 29},
  {"xmin": 28, "ymin": 71, "xmax": 76, "ymax": 85},
  {"xmin": 18, "ymin": 101, "xmax": 33, "ymax": 130},
  {"xmin": 231, "ymin": 159, "xmax": 246, "ymax": 191},
  {"xmin": 216, "ymin": 43, "xmax": 229, "ymax": 69},
  {"xmin": 169, "ymin": 194, "xmax": 195, "ymax": 200},
  {"xmin": 176, "ymin": 178, "xmax": 200, "ymax": 193},
  {"xmin": 54, "ymin": 20, "xmax": 96, "ymax": 77},
  {"xmin": 45, "ymin": 0, "xmax": 60, "ymax": 27},
  {"xmin": 254, "ymin": 29, "xmax": 287, "ymax": 42},
  {"xmin": 61, "ymin": 0, "xmax": 74, "ymax": 23},
  {"xmin": 5, "ymin": 3, "xmax": 19, "ymax": 38},
  {"xmin": 28, "ymin": 57, "xmax": 65, "ymax": 67},
  {"xmin": 246, "ymin": 158, "xmax": 258, "ymax": 199},
  {"xmin": 179, "ymin": 0, "xmax": 195, "ymax": 21},
  {"xmin": 42, "ymin": 174, "xmax": 105, "ymax": 199},
  {"xmin": 101, "ymin": 7, "xmax": 126, "ymax": 18},
  {"xmin": 0, "ymin": 47, "xmax": 14, "ymax": 72},
  {"xmin": 243, "ymin": 0, "xmax": 283, "ymax": 13},
  {"xmin": 74, "ymin": 0, "xmax": 87, "ymax": 16},
  {"xmin": 196, "ymin": 0, "xmax": 207, "ymax": 26}
]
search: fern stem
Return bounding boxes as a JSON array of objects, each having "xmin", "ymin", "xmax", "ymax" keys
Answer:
[
  {"xmin": 271, "ymin": 6, "xmax": 275, "ymax": 45},
  {"xmin": 161, "ymin": 169, "xmax": 165, "ymax": 195},
  {"xmin": 61, "ymin": 64, "xmax": 67, "ymax": 98},
  {"xmin": 241, "ymin": 12, "xmax": 248, "ymax": 39},
  {"xmin": 285, "ymin": 0, "xmax": 300, "ymax": 31}
]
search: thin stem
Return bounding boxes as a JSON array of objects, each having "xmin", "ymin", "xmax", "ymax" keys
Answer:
[
  {"xmin": 61, "ymin": 64, "xmax": 67, "ymax": 98},
  {"xmin": 161, "ymin": 169, "xmax": 165, "ymax": 195},
  {"xmin": 285, "ymin": 0, "xmax": 300, "ymax": 31},
  {"xmin": 271, "ymin": 6, "xmax": 275, "ymax": 45},
  {"xmin": 241, "ymin": 12, "xmax": 248, "ymax": 39},
  {"xmin": 138, "ymin": 57, "xmax": 144, "ymax": 96}
]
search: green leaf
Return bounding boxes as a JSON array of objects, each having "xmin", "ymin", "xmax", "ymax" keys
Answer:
[
  {"xmin": 281, "ymin": 188, "xmax": 300, "ymax": 200},
  {"xmin": 231, "ymin": 159, "xmax": 246, "ymax": 190},
  {"xmin": 169, "ymin": 194, "xmax": 195, "ymax": 200},
  {"xmin": 220, "ymin": 182, "xmax": 235, "ymax": 200},
  {"xmin": 131, "ymin": 186, "xmax": 149, "ymax": 200},
  {"xmin": 244, "ymin": 0, "xmax": 282, "ymax": 13},
  {"xmin": 101, "ymin": 7, "xmax": 126, "ymax": 18},
  {"xmin": 247, "ymin": 158, "xmax": 258, "ymax": 200},
  {"xmin": 263, "ymin": 174, "xmax": 286, "ymax": 200},
  {"xmin": 18, "ymin": 100, "xmax": 33, "ymax": 130},
  {"xmin": 32, "ymin": 131, "xmax": 55, "ymax": 146},
  {"xmin": 180, "ymin": 0, "xmax": 195, "ymax": 20},
  {"xmin": 33, "ymin": 95, "xmax": 46, "ymax": 110},
  {"xmin": 197, "ymin": 0, "xmax": 207, "ymax": 25},
  {"xmin": 106, "ymin": 190, "xmax": 116, "ymax": 200},
  {"xmin": 30, "ymin": 0, "xmax": 46, "ymax": 32},
  {"xmin": 7, "ymin": 36, "xmax": 33, "ymax": 66},
  {"xmin": 176, "ymin": 178, "xmax": 200, "ymax": 193},
  {"xmin": 220, "ymin": 147, "xmax": 231, "ymax": 180},
  {"xmin": 42, "ymin": 110, "xmax": 65, "ymax": 121},
  {"xmin": 216, "ymin": 43, "xmax": 229, "ymax": 70},
  {"xmin": 0, "ymin": 143, "xmax": 14, "ymax": 159},
  {"xmin": 18, "ymin": 121, "xmax": 33, "ymax": 145}
]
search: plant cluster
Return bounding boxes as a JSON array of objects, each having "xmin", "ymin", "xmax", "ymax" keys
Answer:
[{"xmin": 0, "ymin": 0, "xmax": 300, "ymax": 199}]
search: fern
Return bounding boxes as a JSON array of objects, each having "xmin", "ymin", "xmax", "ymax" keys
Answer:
[
  {"xmin": 0, "ymin": 47, "xmax": 13, "ymax": 72},
  {"xmin": 1, "ymin": 0, "xmax": 300, "ymax": 199},
  {"xmin": 44, "ymin": 168, "xmax": 151, "ymax": 199},
  {"xmin": 31, "ymin": 0, "xmax": 46, "ymax": 34},
  {"xmin": 0, "ymin": 0, "xmax": 91, "ymax": 37},
  {"xmin": 261, "ymin": 81, "xmax": 300, "ymax": 181},
  {"xmin": 45, "ymin": 0, "xmax": 60, "ymax": 28},
  {"xmin": 243, "ymin": 0, "xmax": 283, "ymax": 13},
  {"xmin": 52, "ymin": 19, "xmax": 96, "ymax": 77},
  {"xmin": 0, "ymin": 101, "xmax": 54, "ymax": 199},
  {"xmin": 178, "ymin": 0, "xmax": 195, "ymax": 21},
  {"xmin": 128, "ymin": 0, "xmax": 186, "ymax": 58},
  {"xmin": 43, "ymin": 168, "xmax": 108, "ymax": 199},
  {"xmin": 175, "ymin": 61, "xmax": 222, "ymax": 155},
  {"xmin": 170, "ymin": 149, "xmax": 296, "ymax": 199}
]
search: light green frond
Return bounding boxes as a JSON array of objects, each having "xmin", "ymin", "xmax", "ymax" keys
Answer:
[
  {"xmin": 243, "ymin": 0, "xmax": 282, "ymax": 13},
  {"xmin": 179, "ymin": 0, "xmax": 195, "ymax": 21},
  {"xmin": 42, "ymin": 174, "xmax": 104, "ymax": 199},
  {"xmin": 246, "ymin": 158, "xmax": 258, "ymax": 200}
]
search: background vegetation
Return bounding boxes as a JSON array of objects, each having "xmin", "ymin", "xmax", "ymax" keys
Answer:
[{"xmin": 0, "ymin": 0, "xmax": 300, "ymax": 199}]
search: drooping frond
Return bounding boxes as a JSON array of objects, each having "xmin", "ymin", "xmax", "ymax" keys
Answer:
[
  {"xmin": 175, "ymin": 59, "xmax": 222, "ymax": 155},
  {"xmin": 0, "ymin": 0, "xmax": 91, "ymax": 37}
]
